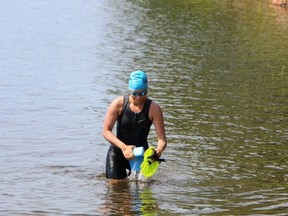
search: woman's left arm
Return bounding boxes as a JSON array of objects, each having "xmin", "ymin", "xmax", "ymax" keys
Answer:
[{"xmin": 149, "ymin": 101, "xmax": 167, "ymax": 157}]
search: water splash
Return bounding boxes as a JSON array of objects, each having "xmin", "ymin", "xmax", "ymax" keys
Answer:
[{"xmin": 128, "ymin": 170, "xmax": 147, "ymax": 182}]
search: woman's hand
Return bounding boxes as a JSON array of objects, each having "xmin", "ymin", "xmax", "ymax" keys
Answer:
[
  {"xmin": 121, "ymin": 145, "xmax": 135, "ymax": 160},
  {"xmin": 155, "ymin": 148, "xmax": 163, "ymax": 157}
]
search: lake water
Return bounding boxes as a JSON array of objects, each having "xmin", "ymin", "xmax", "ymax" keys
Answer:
[{"xmin": 1, "ymin": 0, "xmax": 288, "ymax": 215}]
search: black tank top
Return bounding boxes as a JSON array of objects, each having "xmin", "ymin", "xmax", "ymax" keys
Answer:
[{"xmin": 116, "ymin": 95, "xmax": 152, "ymax": 150}]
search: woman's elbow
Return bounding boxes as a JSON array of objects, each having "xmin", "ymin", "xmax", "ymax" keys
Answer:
[{"xmin": 102, "ymin": 129, "xmax": 108, "ymax": 139}]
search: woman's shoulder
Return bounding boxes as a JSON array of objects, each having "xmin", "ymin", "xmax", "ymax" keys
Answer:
[
  {"xmin": 149, "ymin": 100, "xmax": 162, "ymax": 112},
  {"xmin": 148, "ymin": 99, "xmax": 164, "ymax": 122},
  {"xmin": 113, "ymin": 95, "xmax": 124, "ymax": 102},
  {"xmin": 110, "ymin": 96, "xmax": 125, "ymax": 114},
  {"xmin": 110, "ymin": 96, "xmax": 125, "ymax": 106}
]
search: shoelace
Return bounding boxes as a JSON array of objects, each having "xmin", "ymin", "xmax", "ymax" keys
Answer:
[{"xmin": 147, "ymin": 149, "xmax": 166, "ymax": 164}]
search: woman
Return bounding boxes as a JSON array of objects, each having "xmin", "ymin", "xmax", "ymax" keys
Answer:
[{"xmin": 102, "ymin": 70, "xmax": 167, "ymax": 181}]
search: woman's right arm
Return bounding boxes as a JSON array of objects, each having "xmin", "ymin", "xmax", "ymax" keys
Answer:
[{"xmin": 102, "ymin": 97, "xmax": 134, "ymax": 159}]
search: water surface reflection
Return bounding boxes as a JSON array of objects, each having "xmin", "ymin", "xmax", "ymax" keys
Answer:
[{"xmin": 99, "ymin": 181, "xmax": 161, "ymax": 215}]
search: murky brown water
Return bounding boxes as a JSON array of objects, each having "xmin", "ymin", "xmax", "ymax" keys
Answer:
[{"xmin": 1, "ymin": 0, "xmax": 287, "ymax": 215}]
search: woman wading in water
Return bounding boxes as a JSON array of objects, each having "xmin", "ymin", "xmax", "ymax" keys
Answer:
[{"xmin": 102, "ymin": 70, "xmax": 167, "ymax": 183}]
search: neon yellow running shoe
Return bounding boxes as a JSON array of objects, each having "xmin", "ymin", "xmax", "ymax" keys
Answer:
[{"xmin": 140, "ymin": 146, "xmax": 166, "ymax": 178}]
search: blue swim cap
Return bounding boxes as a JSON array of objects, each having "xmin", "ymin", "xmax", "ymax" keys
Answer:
[{"xmin": 128, "ymin": 70, "xmax": 148, "ymax": 91}]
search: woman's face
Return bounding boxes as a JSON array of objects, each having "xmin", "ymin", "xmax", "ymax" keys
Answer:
[{"xmin": 129, "ymin": 90, "xmax": 148, "ymax": 103}]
